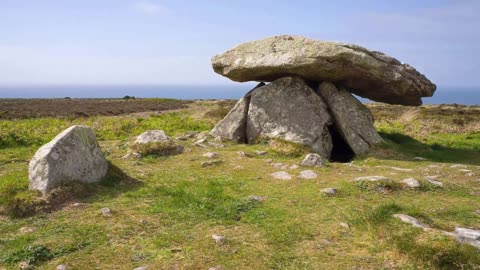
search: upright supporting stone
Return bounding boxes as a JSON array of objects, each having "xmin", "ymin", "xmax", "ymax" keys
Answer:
[
  {"xmin": 246, "ymin": 77, "xmax": 333, "ymax": 159},
  {"xmin": 317, "ymin": 82, "xmax": 383, "ymax": 155},
  {"xmin": 29, "ymin": 125, "xmax": 108, "ymax": 194}
]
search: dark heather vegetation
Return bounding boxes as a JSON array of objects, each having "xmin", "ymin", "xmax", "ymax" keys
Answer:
[{"xmin": 0, "ymin": 100, "xmax": 479, "ymax": 269}]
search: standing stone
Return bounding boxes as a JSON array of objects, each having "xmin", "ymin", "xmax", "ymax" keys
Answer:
[
  {"xmin": 212, "ymin": 35, "xmax": 436, "ymax": 106},
  {"xmin": 29, "ymin": 125, "xmax": 108, "ymax": 194},
  {"xmin": 246, "ymin": 77, "xmax": 333, "ymax": 158},
  {"xmin": 210, "ymin": 83, "xmax": 265, "ymax": 142},
  {"xmin": 317, "ymin": 82, "xmax": 383, "ymax": 155}
]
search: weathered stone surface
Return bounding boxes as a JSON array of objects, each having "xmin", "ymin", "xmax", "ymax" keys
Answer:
[
  {"xmin": 320, "ymin": 188, "xmax": 337, "ymax": 196},
  {"xmin": 353, "ymin": 176, "xmax": 390, "ymax": 182},
  {"xmin": 317, "ymin": 82, "xmax": 383, "ymax": 155},
  {"xmin": 246, "ymin": 77, "xmax": 333, "ymax": 158},
  {"xmin": 212, "ymin": 35, "xmax": 436, "ymax": 105},
  {"xmin": 455, "ymin": 227, "xmax": 480, "ymax": 249},
  {"xmin": 301, "ymin": 153, "xmax": 327, "ymax": 167},
  {"xmin": 299, "ymin": 170, "xmax": 318, "ymax": 179},
  {"xmin": 210, "ymin": 83, "xmax": 265, "ymax": 142},
  {"xmin": 402, "ymin": 178, "xmax": 421, "ymax": 188},
  {"xmin": 135, "ymin": 130, "xmax": 169, "ymax": 144},
  {"xmin": 393, "ymin": 214, "xmax": 429, "ymax": 230},
  {"xmin": 29, "ymin": 125, "xmax": 108, "ymax": 194},
  {"xmin": 271, "ymin": 171, "xmax": 292, "ymax": 180}
]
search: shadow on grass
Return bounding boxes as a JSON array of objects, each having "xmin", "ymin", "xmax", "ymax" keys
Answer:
[
  {"xmin": 371, "ymin": 132, "xmax": 480, "ymax": 165},
  {"xmin": 1, "ymin": 162, "xmax": 142, "ymax": 218}
]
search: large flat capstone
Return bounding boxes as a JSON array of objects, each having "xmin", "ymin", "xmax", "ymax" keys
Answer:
[
  {"xmin": 212, "ymin": 35, "xmax": 436, "ymax": 106},
  {"xmin": 29, "ymin": 125, "xmax": 108, "ymax": 194}
]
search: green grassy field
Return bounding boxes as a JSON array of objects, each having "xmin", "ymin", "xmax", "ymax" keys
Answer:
[{"xmin": 1, "ymin": 101, "xmax": 480, "ymax": 269}]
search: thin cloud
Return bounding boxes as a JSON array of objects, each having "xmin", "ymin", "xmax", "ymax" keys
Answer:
[{"xmin": 133, "ymin": 1, "xmax": 168, "ymax": 15}]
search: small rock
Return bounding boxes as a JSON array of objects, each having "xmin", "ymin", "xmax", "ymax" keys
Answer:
[
  {"xmin": 19, "ymin": 261, "xmax": 32, "ymax": 270},
  {"xmin": 71, "ymin": 202, "xmax": 87, "ymax": 208},
  {"xmin": 209, "ymin": 267, "xmax": 224, "ymax": 270},
  {"xmin": 353, "ymin": 176, "xmax": 390, "ymax": 182},
  {"xmin": 196, "ymin": 131, "xmax": 210, "ymax": 140},
  {"xmin": 466, "ymin": 173, "xmax": 475, "ymax": 177},
  {"xmin": 414, "ymin": 157, "xmax": 427, "ymax": 161},
  {"xmin": 255, "ymin": 150, "xmax": 268, "ymax": 156},
  {"xmin": 212, "ymin": 234, "xmax": 225, "ymax": 244},
  {"xmin": 194, "ymin": 138, "xmax": 208, "ymax": 144},
  {"xmin": 299, "ymin": 170, "xmax": 318, "ymax": 179},
  {"xmin": 271, "ymin": 171, "xmax": 292, "ymax": 180},
  {"xmin": 402, "ymin": 178, "xmax": 421, "ymax": 188},
  {"xmin": 320, "ymin": 188, "xmax": 337, "ymax": 196},
  {"xmin": 19, "ymin": 227, "xmax": 36, "ymax": 234},
  {"xmin": 207, "ymin": 142, "xmax": 225, "ymax": 148},
  {"xmin": 393, "ymin": 214, "xmax": 429, "ymax": 230},
  {"xmin": 248, "ymin": 195, "xmax": 266, "ymax": 202},
  {"xmin": 176, "ymin": 136, "xmax": 188, "ymax": 141},
  {"xmin": 233, "ymin": 165, "xmax": 244, "ymax": 170},
  {"xmin": 237, "ymin": 151, "xmax": 253, "ymax": 158},
  {"xmin": 101, "ymin": 207, "xmax": 112, "ymax": 217},
  {"xmin": 454, "ymin": 227, "xmax": 480, "ymax": 249},
  {"xmin": 184, "ymin": 131, "xmax": 198, "ymax": 138},
  {"xmin": 201, "ymin": 160, "xmax": 222, "ymax": 168},
  {"xmin": 460, "ymin": 169, "xmax": 472, "ymax": 173},
  {"xmin": 194, "ymin": 143, "xmax": 208, "ymax": 148},
  {"xmin": 272, "ymin": 163, "xmax": 286, "ymax": 169},
  {"xmin": 202, "ymin": 152, "xmax": 218, "ymax": 158},
  {"xmin": 56, "ymin": 265, "xmax": 68, "ymax": 270},
  {"xmin": 450, "ymin": 164, "xmax": 467, "ymax": 168},
  {"xmin": 133, "ymin": 266, "xmax": 148, "ymax": 270},
  {"xmin": 301, "ymin": 153, "xmax": 326, "ymax": 167},
  {"xmin": 264, "ymin": 159, "xmax": 273, "ymax": 163},
  {"xmin": 376, "ymin": 166, "xmax": 413, "ymax": 172},
  {"xmin": 214, "ymin": 136, "xmax": 223, "ymax": 142},
  {"xmin": 289, "ymin": 164, "xmax": 299, "ymax": 170},
  {"xmin": 340, "ymin": 222, "xmax": 350, "ymax": 229},
  {"xmin": 425, "ymin": 177, "xmax": 443, "ymax": 187}
]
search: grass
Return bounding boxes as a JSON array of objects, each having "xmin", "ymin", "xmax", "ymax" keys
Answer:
[{"xmin": 0, "ymin": 101, "xmax": 479, "ymax": 269}]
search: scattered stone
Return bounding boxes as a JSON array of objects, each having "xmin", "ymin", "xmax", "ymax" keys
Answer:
[
  {"xmin": 214, "ymin": 136, "xmax": 223, "ymax": 142},
  {"xmin": 201, "ymin": 160, "xmax": 222, "ymax": 168},
  {"xmin": 19, "ymin": 227, "xmax": 36, "ymax": 234},
  {"xmin": 207, "ymin": 142, "xmax": 225, "ymax": 148},
  {"xmin": 202, "ymin": 152, "xmax": 218, "ymax": 159},
  {"xmin": 233, "ymin": 165, "xmax": 244, "ymax": 170},
  {"xmin": 376, "ymin": 166, "xmax": 413, "ymax": 172},
  {"xmin": 209, "ymin": 267, "xmax": 224, "ymax": 270},
  {"xmin": 212, "ymin": 234, "xmax": 225, "ymax": 244},
  {"xmin": 353, "ymin": 176, "xmax": 390, "ymax": 182},
  {"xmin": 135, "ymin": 130, "xmax": 169, "ymax": 144},
  {"xmin": 454, "ymin": 227, "xmax": 480, "ymax": 249},
  {"xmin": 393, "ymin": 214, "xmax": 429, "ymax": 230},
  {"xmin": 340, "ymin": 222, "xmax": 350, "ymax": 229},
  {"xmin": 320, "ymin": 188, "xmax": 337, "ymax": 196},
  {"xmin": 71, "ymin": 202, "xmax": 87, "ymax": 208},
  {"xmin": 301, "ymin": 153, "xmax": 327, "ymax": 167},
  {"xmin": 19, "ymin": 261, "xmax": 32, "ymax": 270},
  {"xmin": 265, "ymin": 159, "xmax": 273, "ymax": 163},
  {"xmin": 271, "ymin": 171, "xmax": 292, "ymax": 180},
  {"xmin": 56, "ymin": 265, "xmax": 68, "ymax": 270},
  {"xmin": 194, "ymin": 143, "xmax": 208, "ymax": 148},
  {"xmin": 299, "ymin": 170, "xmax": 318, "ymax": 179},
  {"xmin": 194, "ymin": 138, "xmax": 208, "ymax": 144},
  {"xmin": 414, "ymin": 157, "xmax": 427, "ymax": 161},
  {"xmin": 184, "ymin": 131, "xmax": 198, "ymax": 138},
  {"xmin": 460, "ymin": 169, "xmax": 472, "ymax": 172},
  {"xmin": 248, "ymin": 195, "xmax": 266, "ymax": 202},
  {"xmin": 196, "ymin": 131, "xmax": 210, "ymax": 140},
  {"xmin": 272, "ymin": 163, "xmax": 287, "ymax": 169},
  {"xmin": 317, "ymin": 82, "xmax": 383, "ymax": 154},
  {"xmin": 212, "ymin": 35, "xmax": 436, "ymax": 105},
  {"xmin": 122, "ymin": 152, "xmax": 142, "ymax": 159},
  {"xmin": 255, "ymin": 150, "xmax": 268, "ymax": 156},
  {"xmin": 425, "ymin": 177, "xmax": 444, "ymax": 187},
  {"xmin": 289, "ymin": 164, "xmax": 299, "ymax": 170},
  {"xmin": 101, "ymin": 207, "xmax": 112, "ymax": 217},
  {"xmin": 29, "ymin": 125, "xmax": 108, "ymax": 194},
  {"xmin": 237, "ymin": 151, "xmax": 253, "ymax": 158},
  {"xmin": 466, "ymin": 173, "xmax": 475, "ymax": 177},
  {"xmin": 402, "ymin": 178, "xmax": 421, "ymax": 188},
  {"xmin": 133, "ymin": 266, "xmax": 148, "ymax": 270},
  {"xmin": 450, "ymin": 164, "xmax": 467, "ymax": 168},
  {"xmin": 176, "ymin": 136, "xmax": 188, "ymax": 141}
]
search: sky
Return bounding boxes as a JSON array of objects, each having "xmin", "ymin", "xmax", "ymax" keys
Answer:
[{"xmin": 0, "ymin": 0, "xmax": 479, "ymax": 87}]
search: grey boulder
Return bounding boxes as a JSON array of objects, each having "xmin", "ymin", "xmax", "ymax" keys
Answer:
[
  {"xmin": 212, "ymin": 35, "xmax": 436, "ymax": 105},
  {"xmin": 317, "ymin": 82, "xmax": 383, "ymax": 155},
  {"xmin": 246, "ymin": 77, "xmax": 333, "ymax": 159},
  {"xmin": 29, "ymin": 125, "xmax": 108, "ymax": 194}
]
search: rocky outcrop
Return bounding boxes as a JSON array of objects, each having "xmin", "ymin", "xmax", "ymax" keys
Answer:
[
  {"xmin": 246, "ymin": 77, "xmax": 333, "ymax": 158},
  {"xmin": 316, "ymin": 82, "xmax": 383, "ymax": 155},
  {"xmin": 212, "ymin": 35, "xmax": 436, "ymax": 106},
  {"xmin": 29, "ymin": 125, "xmax": 108, "ymax": 194}
]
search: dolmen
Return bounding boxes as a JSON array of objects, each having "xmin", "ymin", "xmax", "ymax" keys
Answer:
[{"xmin": 210, "ymin": 35, "xmax": 436, "ymax": 160}]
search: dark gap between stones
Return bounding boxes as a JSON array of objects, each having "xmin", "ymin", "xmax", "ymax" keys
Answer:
[{"xmin": 328, "ymin": 124, "xmax": 355, "ymax": 163}]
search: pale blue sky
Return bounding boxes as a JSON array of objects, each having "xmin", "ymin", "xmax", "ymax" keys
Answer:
[{"xmin": 0, "ymin": 0, "xmax": 478, "ymax": 87}]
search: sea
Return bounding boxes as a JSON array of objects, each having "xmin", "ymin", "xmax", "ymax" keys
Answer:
[{"xmin": 0, "ymin": 85, "xmax": 478, "ymax": 105}]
